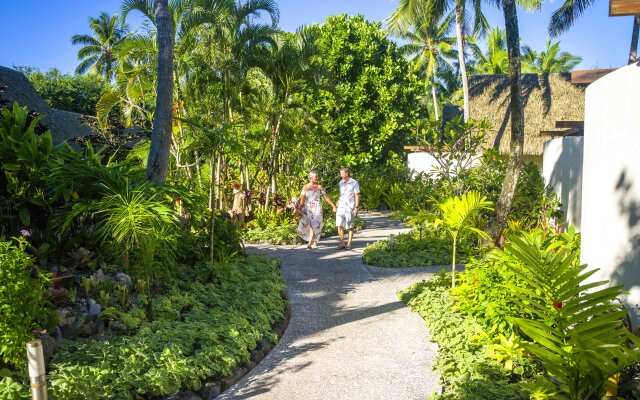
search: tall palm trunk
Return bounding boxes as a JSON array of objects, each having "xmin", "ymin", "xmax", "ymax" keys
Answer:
[
  {"xmin": 454, "ymin": 2, "xmax": 470, "ymax": 121},
  {"xmin": 431, "ymin": 64, "xmax": 440, "ymax": 121},
  {"xmin": 146, "ymin": 0, "xmax": 174, "ymax": 182},
  {"xmin": 630, "ymin": 15, "xmax": 640, "ymax": 64},
  {"xmin": 486, "ymin": 0, "xmax": 525, "ymax": 243}
]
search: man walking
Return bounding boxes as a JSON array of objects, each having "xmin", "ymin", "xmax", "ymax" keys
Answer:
[{"xmin": 336, "ymin": 167, "xmax": 360, "ymax": 250}]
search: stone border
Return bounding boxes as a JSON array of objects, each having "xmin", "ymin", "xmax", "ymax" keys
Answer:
[{"xmin": 160, "ymin": 294, "xmax": 292, "ymax": 400}]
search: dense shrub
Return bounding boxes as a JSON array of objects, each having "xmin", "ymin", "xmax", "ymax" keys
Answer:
[
  {"xmin": 16, "ymin": 67, "xmax": 107, "ymax": 115},
  {"xmin": 0, "ymin": 238, "xmax": 52, "ymax": 369},
  {"xmin": 362, "ymin": 228, "xmax": 484, "ymax": 268},
  {"xmin": 399, "ymin": 275, "xmax": 527, "ymax": 399},
  {"xmin": 0, "ymin": 255, "xmax": 285, "ymax": 399}
]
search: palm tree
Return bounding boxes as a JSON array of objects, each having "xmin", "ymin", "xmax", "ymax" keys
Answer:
[
  {"xmin": 436, "ymin": 191, "xmax": 492, "ymax": 287},
  {"xmin": 387, "ymin": 0, "xmax": 488, "ymax": 121},
  {"xmin": 146, "ymin": 0, "xmax": 174, "ymax": 182},
  {"xmin": 72, "ymin": 12, "xmax": 129, "ymax": 81},
  {"xmin": 394, "ymin": 13, "xmax": 457, "ymax": 120},
  {"xmin": 549, "ymin": 0, "xmax": 639, "ymax": 64},
  {"xmin": 468, "ymin": 27, "xmax": 509, "ymax": 74},
  {"xmin": 521, "ymin": 40, "xmax": 581, "ymax": 73},
  {"xmin": 485, "ymin": 0, "xmax": 540, "ymax": 243}
]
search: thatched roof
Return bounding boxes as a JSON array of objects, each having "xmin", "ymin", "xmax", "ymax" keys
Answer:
[
  {"xmin": 0, "ymin": 66, "xmax": 95, "ymax": 144},
  {"xmin": 469, "ymin": 73, "xmax": 585, "ymax": 156}
]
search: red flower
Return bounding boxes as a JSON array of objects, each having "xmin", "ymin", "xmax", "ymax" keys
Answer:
[
  {"xmin": 552, "ymin": 301, "xmax": 563, "ymax": 309},
  {"xmin": 472, "ymin": 279, "xmax": 478, "ymax": 285}
]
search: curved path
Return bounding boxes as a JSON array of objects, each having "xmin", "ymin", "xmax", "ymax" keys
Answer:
[{"xmin": 219, "ymin": 213, "xmax": 441, "ymax": 400}]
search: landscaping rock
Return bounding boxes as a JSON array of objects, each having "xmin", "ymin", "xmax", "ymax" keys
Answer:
[
  {"xmin": 78, "ymin": 321, "xmax": 96, "ymax": 337},
  {"xmin": 272, "ymin": 327, "xmax": 283, "ymax": 338},
  {"xmin": 95, "ymin": 319, "xmax": 105, "ymax": 335},
  {"xmin": 56, "ymin": 308, "xmax": 76, "ymax": 326},
  {"xmin": 244, "ymin": 360, "xmax": 257, "ymax": 370},
  {"xmin": 110, "ymin": 321, "xmax": 127, "ymax": 332},
  {"xmin": 87, "ymin": 299, "xmax": 101, "ymax": 317},
  {"xmin": 92, "ymin": 269, "xmax": 107, "ymax": 283},
  {"xmin": 257, "ymin": 339, "xmax": 271, "ymax": 352},
  {"xmin": 60, "ymin": 323, "xmax": 79, "ymax": 340},
  {"xmin": 51, "ymin": 326, "xmax": 63, "ymax": 346},
  {"xmin": 220, "ymin": 367, "xmax": 248, "ymax": 390},
  {"xmin": 198, "ymin": 381, "xmax": 221, "ymax": 400},
  {"xmin": 164, "ymin": 391, "xmax": 202, "ymax": 400},
  {"xmin": 115, "ymin": 272, "xmax": 132, "ymax": 287},
  {"xmin": 35, "ymin": 333, "xmax": 55, "ymax": 361},
  {"xmin": 250, "ymin": 349, "xmax": 265, "ymax": 363}
]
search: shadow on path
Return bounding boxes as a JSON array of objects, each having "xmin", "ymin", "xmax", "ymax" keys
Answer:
[{"xmin": 219, "ymin": 212, "xmax": 441, "ymax": 400}]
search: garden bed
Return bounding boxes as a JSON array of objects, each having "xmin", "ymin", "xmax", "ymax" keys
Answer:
[
  {"xmin": 1, "ymin": 254, "xmax": 287, "ymax": 400},
  {"xmin": 362, "ymin": 229, "xmax": 485, "ymax": 268}
]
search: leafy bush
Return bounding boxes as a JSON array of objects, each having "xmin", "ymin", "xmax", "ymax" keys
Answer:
[
  {"xmin": 399, "ymin": 275, "xmax": 527, "ymax": 399},
  {"xmin": 0, "ymin": 238, "xmax": 52, "ymax": 369},
  {"xmin": 0, "ymin": 255, "xmax": 285, "ymax": 399},
  {"xmin": 362, "ymin": 227, "xmax": 484, "ymax": 268},
  {"xmin": 503, "ymin": 228, "xmax": 640, "ymax": 399},
  {"xmin": 16, "ymin": 67, "xmax": 108, "ymax": 115},
  {"xmin": 0, "ymin": 103, "xmax": 56, "ymax": 238}
]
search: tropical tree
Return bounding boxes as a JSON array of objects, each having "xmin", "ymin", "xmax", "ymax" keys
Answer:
[
  {"xmin": 521, "ymin": 40, "xmax": 581, "ymax": 73},
  {"xmin": 146, "ymin": 0, "xmax": 174, "ymax": 182},
  {"xmin": 307, "ymin": 14, "xmax": 422, "ymax": 168},
  {"xmin": 485, "ymin": 0, "xmax": 540, "ymax": 243},
  {"xmin": 436, "ymin": 191, "xmax": 492, "ymax": 287},
  {"xmin": 549, "ymin": 0, "xmax": 639, "ymax": 64},
  {"xmin": 393, "ymin": 13, "xmax": 457, "ymax": 120},
  {"xmin": 387, "ymin": 0, "xmax": 488, "ymax": 121},
  {"xmin": 468, "ymin": 27, "xmax": 509, "ymax": 74},
  {"xmin": 71, "ymin": 12, "xmax": 129, "ymax": 81}
]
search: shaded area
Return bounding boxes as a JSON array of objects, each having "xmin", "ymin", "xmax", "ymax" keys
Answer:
[{"xmin": 218, "ymin": 213, "xmax": 440, "ymax": 399}]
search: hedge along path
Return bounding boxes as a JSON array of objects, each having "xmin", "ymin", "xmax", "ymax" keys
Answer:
[{"xmin": 218, "ymin": 212, "xmax": 441, "ymax": 400}]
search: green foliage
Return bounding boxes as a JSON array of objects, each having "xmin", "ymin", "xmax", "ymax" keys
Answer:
[
  {"xmin": 362, "ymin": 227, "xmax": 484, "ymax": 268},
  {"xmin": 466, "ymin": 149, "xmax": 562, "ymax": 230},
  {"xmin": 16, "ymin": 67, "xmax": 108, "ymax": 115},
  {"xmin": 0, "ymin": 238, "xmax": 51, "ymax": 369},
  {"xmin": 398, "ymin": 277, "xmax": 527, "ymax": 399},
  {"xmin": 0, "ymin": 103, "xmax": 56, "ymax": 237},
  {"xmin": 360, "ymin": 176, "xmax": 388, "ymax": 210},
  {"xmin": 503, "ymin": 229, "xmax": 640, "ymax": 399},
  {"xmin": 2, "ymin": 255, "xmax": 287, "ymax": 399},
  {"xmin": 307, "ymin": 14, "xmax": 423, "ymax": 168},
  {"xmin": 435, "ymin": 191, "xmax": 492, "ymax": 287}
]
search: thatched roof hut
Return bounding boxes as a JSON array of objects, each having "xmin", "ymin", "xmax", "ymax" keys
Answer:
[
  {"xmin": 469, "ymin": 73, "xmax": 585, "ymax": 157},
  {"xmin": 0, "ymin": 66, "xmax": 96, "ymax": 144}
]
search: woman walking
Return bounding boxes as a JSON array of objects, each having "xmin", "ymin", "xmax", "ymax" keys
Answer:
[{"xmin": 298, "ymin": 171, "xmax": 336, "ymax": 249}]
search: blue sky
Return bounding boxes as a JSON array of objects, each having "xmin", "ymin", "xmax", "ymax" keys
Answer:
[{"xmin": 0, "ymin": 0, "xmax": 634, "ymax": 74}]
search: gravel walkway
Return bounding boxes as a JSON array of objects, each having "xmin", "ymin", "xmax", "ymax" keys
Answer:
[{"xmin": 218, "ymin": 212, "xmax": 441, "ymax": 400}]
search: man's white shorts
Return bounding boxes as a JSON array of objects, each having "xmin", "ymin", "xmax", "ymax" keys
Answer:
[{"xmin": 336, "ymin": 207, "xmax": 354, "ymax": 229}]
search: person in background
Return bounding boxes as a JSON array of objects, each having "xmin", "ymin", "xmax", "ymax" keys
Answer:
[
  {"xmin": 335, "ymin": 167, "xmax": 360, "ymax": 250},
  {"xmin": 230, "ymin": 182, "xmax": 246, "ymax": 226},
  {"xmin": 297, "ymin": 171, "xmax": 336, "ymax": 249}
]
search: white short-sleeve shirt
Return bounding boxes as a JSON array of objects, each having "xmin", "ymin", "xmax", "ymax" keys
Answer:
[{"xmin": 337, "ymin": 178, "xmax": 360, "ymax": 209}]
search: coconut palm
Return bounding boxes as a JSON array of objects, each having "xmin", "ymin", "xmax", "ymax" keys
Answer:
[
  {"xmin": 485, "ymin": 0, "xmax": 540, "ymax": 243},
  {"xmin": 468, "ymin": 26, "xmax": 509, "ymax": 74},
  {"xmin": 395, "ymin": 13, "xmax": 457, "ymax": 120},
  {"xmin": 521, "ymin": 40, "xmax": 582, "ymax": 73},
  {"xmin": 436, "ymin": 191, "xmax": 492, "ymax": 287},
  {"xmin": 72, "ymin": 12, "xmax": 129, "ymax": 81},
  {"xmin": 387, "ymin": 0, "xmax": 488, "ymax": 122},
  {"xmin": 549, "ymin": 0, "xmax": 639, "ymax": 64}
]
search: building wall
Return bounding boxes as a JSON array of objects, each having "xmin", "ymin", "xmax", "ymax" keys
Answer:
[
  {"xmin": 580, "ymin": 63, "xmax": 640, "ymax": 322},
  {"xmin": 542, "ymin": 137, "xmax": 583, "ymax": 230}
]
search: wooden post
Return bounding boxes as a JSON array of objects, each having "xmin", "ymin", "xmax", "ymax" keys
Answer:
[
  {"xmin": 26, "ymin": 340, "xmax": 47, "ymax": 400},
  {"xmin": 389, "ymin": 234, "xmax": 395, "ymax": 252}
]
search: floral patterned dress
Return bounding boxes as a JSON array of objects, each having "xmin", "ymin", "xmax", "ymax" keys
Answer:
[{"xmin": 297, "ymin": 189, "xmax": 325, "ymax": 242}]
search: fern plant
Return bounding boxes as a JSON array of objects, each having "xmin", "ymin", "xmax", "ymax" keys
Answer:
[
  {"xmin": 503, "ymin": 229, "xmax": 640, "ymax": 399},
  {"xmin": 436, "ymin": 191, "xmax": 493, "ymax": 287}
]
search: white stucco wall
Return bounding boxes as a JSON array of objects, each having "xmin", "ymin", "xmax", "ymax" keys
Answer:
[
  {"xmin": 542, "ymin": 137, "xmax": 583, "ymax": 230},
  {"xmin": 580, "ymin": 63, "xmax": 640, "ymax": 320},
  {"xmin": 407, "ymin": 152, "xmax": 481, "ymax": 178}
]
